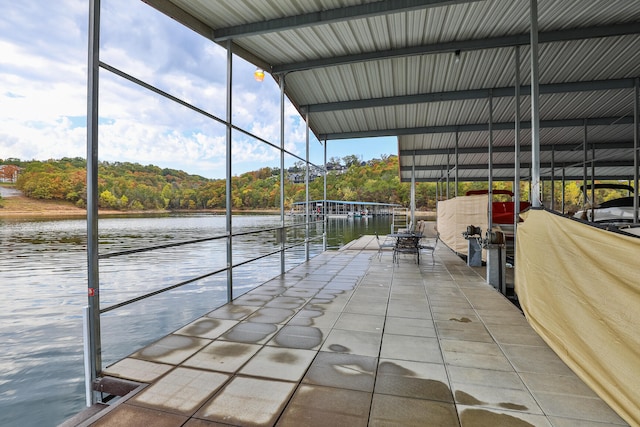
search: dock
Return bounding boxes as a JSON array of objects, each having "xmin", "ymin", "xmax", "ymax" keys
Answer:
[{"xmin": 67, "ymin": 237, "xmax": 628, "ymax": 426}]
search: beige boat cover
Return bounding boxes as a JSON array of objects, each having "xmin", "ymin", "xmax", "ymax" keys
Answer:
[
  {"xmin": 436, "ymin": 195, "xmax": 489, "ymax": 261},
  {"xmin": 516, "ymin": 209, "xmax": 640, "ymax": 426}
]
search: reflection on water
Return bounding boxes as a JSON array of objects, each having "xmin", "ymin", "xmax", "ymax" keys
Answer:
[{"xmin": 0, "ymin": 214, "xmax": 391, "ymax": 426}]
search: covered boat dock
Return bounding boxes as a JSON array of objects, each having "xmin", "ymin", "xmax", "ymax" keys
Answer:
[
  {"xmin": 291, "ymin": 200, "xmax": 401, "ymax": 217},
  {"xmin": 79, "ymin": 0, "xmax": 640, "ymax": 425}
]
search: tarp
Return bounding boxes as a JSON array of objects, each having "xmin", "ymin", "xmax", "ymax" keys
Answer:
[
  {"xmin": 516, "ymin": 209, "xmax": 640, "ymax": 426},
  {"xmin": 437, "ymin": 195, "xmax": 489, "ymax": 260}
]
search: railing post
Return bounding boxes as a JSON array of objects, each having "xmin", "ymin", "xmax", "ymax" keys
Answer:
[
  {"xmin": 280, "ymin": 74, "xmax": 286, "ymax": 273},
  {"xmin": 323, "ymin": 139, "xmax": 327, "ymax": 251},
  {"xmin": 86, "ymin": 0, "xmax": 101, "ymax": 404},
  {"xmin": 225, "ymin": 40, "xmax": 233, "ymax": 302},
  {"xmin": 305, "ymin": 111, "xmax": 310, "ymax": 261},
  {"xmin": 83, "ymin": 306, "xmax": 94, "ymax": 407}
]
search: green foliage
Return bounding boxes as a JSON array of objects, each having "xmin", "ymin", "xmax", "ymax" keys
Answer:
[
  {"xmin": 14, "ymin": 158, "xmax": 208, "ymax": 211},
  {"xmin": 10, "ymin": 156, "xmax": 607, "ymax": 212}
]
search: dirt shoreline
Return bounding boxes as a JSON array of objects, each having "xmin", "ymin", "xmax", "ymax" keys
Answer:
[
  {"xmin": 0, "ymin": 195, "xmax": 283, "ymax": 218},
  {"xmin": 0, "ymin": 196, "xmax": 118, "ymax": 218}
]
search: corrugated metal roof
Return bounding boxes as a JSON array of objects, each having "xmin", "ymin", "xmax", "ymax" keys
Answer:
[{"xmin": 143, "ymin": 0, "xmax": 640, "ymax": 182}]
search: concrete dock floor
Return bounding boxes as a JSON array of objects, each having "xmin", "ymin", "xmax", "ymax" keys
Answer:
[{"xmin": 70, "ymin": 236, "xmax": 628, "ymax": 426}]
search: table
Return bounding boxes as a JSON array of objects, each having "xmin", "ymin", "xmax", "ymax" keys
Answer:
[{"xmin": 388, "ymin": 232, "xmax": 423, "ymax": 264}]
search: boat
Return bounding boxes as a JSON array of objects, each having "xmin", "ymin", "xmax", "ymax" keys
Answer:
[
  {"xmin": 465, "ymin": 189, "xmax": 531, "ymax": 225},
  {"xmin": 573, "ymin": 183, "xmax": 640, "ymax": 236}
]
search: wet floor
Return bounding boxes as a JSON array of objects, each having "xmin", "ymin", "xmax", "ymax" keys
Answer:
[{"xmin": 65, "ymin": 238, "xmax": 628, "ymax": 426}]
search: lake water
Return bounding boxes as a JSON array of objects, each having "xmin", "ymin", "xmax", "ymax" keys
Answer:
[{"xmin": 0, "ymin": 213, "xmax": 392, "ymax": 427}]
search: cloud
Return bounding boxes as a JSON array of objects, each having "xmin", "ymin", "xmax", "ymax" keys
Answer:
[{"xmin": 0, "ymin": 0, "xmax": 393, "ymax": 179}]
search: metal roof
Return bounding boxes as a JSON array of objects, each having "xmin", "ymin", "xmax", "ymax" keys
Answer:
[{"xmin": 143, "ymin": 0, "xmax": 640, "ymax": 182}]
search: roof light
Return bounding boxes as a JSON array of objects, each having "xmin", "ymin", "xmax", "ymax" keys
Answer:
[{"xmin": 254, "ymin": 68, "xmax": 265, "ymax": 82}]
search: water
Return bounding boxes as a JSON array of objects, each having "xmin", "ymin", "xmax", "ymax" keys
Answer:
[{"xmin": 0, "ymin": 213, "xmax": 391, "ymax": 426}]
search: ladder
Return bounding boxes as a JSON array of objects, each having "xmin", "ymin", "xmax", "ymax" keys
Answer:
[{"xmin": 391, "ymin": 208, "xmax": 410, "ymax": 233}]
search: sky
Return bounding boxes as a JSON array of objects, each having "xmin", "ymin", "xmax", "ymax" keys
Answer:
[{"xmin": 0, "ymin": 0, "xmax": 396, "ymax": 179}]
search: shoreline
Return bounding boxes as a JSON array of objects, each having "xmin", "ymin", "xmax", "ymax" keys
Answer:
[
  {"xmin": 0, "ymin": 196, "xmax": 121, "ymax": 218},
  {"xmin": 0, "ymin": 195, "xmax": 281, "ymax": 219},
  {"xmin": 1, "ymin": 194, "xmax": 434, "ymax": 220}
]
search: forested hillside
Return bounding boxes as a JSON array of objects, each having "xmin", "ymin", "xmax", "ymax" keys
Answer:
[
  {"xmin": 7, "ymin": 156, "xmax": 419, "ymax": 211},
  {"xmin": 4, "ymin": 156, "xmax": 418, "ymax": 210},
  {"xmin": 1, "ymin": 156, "xmax": 601, "ymax": 212}
]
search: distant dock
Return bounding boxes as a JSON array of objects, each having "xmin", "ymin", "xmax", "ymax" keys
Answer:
[{"xmin": 290, "ymin": 200, "xmax": 401, "ymax": 217}]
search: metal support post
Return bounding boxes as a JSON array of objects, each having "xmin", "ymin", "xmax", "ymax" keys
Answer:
[
  {"xmin": 86, "ymin": 0, "xmax": 101, "ymax": 405},
  {"xmin": 83, "ymin": 306, "xmax": 93, "ymax": 407},
  {"xmin": 550, "ymin": 146, "xmax": 555, "ymax": 210},
  {"xmin": 446, "ymin": 151, "xmax": 450, "ymax": 199},
  {"xmin": 411, "ymin": 161, "xmax": 417, "ymax": 224},
  {"xmin": 323, "ymin": 139, "xmax": 327, "ymax": 251},
  {"xmin": 454, "ymin": 132, "xmax": 459, "ymax": 197},
  {"xmin": 280, "ymin": 75, "xmax": 286, "ymax": 273},
  {"xmin": 635, "ymin": 78, "xmax": 639, "ymax": 223},
  {"xmin": 488, "ymin": 90, "xmax": 494, "ymax": 230},
  {"xmin": 225, "ymin": 41, "xmax": 234, "ymax": 302},
  {"xmin": 514, "ymin": 45, "xmax": 521, "ymax": 243},
  {"xmin": 561, "ymin": 167, "xmax": 566, "ymax": 214},
  {"xmin": 305, "ymin": 112, "xmax": 310, "ymax": 261},
  {"xmin": 583, "ymin": 121, "xmax": 588, "ymax": 209},
  {"xmin": 530, "ymin": 0, "xmax": 542, "ymax": 207},
  {"xmin": 529, "ymin": 167, "xmax": 532, "ymax": 202},
  {"xmin": 591, "ymin": 143, "xmax": 596, "ymax": 221}
]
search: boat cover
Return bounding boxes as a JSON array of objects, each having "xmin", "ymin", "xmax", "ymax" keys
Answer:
[
  {"xmin": 516, "ymin": 209, "xmax": 640, "ymax": 426},
  {"xmin": 436, "ymin": 194, "xmax": 490, "ymax": 261}
]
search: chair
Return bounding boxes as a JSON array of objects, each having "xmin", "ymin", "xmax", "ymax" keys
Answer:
[
  {"xmin": 418, "ymin": 234, "xmax": 439, "ymax": 264},
  {"xmin": 375, "ymin": 232, "xmax": 395, "ymax": 260},
  {"xmin": 394, "ymin": 234, "xmax": 421, "ymax": 264}
]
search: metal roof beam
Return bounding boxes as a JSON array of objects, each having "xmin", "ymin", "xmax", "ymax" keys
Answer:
[
  {"xmin": 404, "ymin": 174, "xmax": 635, "ymax": 182},
  {"xmin": 400, "ymin": 160, "xmax": 635, "ymax": 171},
  {"xmin": 274, "ymin": 22, "xmax": 640, "ymax": 73},
  {"xmin": 213, "ymin": 0, "xmax": 477, "ymax": 42},
  {"xmin": 304, "ymin": 78, "xmax": 636, "ymax": 113},
  {"xmin": 320, "ymin": 116, "xmax": 634, "ymax": 139},
  {"xmin": 140, "ymin": 0, "xmax": 273, "ymax": 70},
  {"xmin": 400, "ymin": 141, "xmax": 635, "ymax": 156},
  {"xmin": 142, "ymin": 0, "xmax": 213, "ymax": 39}
]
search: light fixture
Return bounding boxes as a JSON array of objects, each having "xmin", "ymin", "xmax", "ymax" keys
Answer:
[
  {"xmin": 454, "ymin": 50, "xmax": 461, "ymax": 64},
  {"xmin": 254, "ymin": 68, "xmax": 265, "ymax": 82}
]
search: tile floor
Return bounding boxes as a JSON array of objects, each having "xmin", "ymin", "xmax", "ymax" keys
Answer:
[{"xmin": 79, "ymin": 239, "xmax": 628, "ymax": 426}]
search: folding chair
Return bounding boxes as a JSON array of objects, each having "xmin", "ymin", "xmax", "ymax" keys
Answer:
[
  {"xmin": 418, "ymin": 234, "xmax": 439, "ymax": 264},
  {"xmin": 375, "ymin": 232, "xmax": 395, "ymax": 260}
]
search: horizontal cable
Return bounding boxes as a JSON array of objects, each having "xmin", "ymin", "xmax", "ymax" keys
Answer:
[
  {"xmin": 99, "ymin": 234, "xmax": 227, "ymax": 259},
  {"xmin": 99, "ymin": 239, "xmax": 324, "ymax": 313},
  {"xmin": 100, "ymin": 266, "xmax": 228, "ymax": 313},
  {"xmin": 99, "ymin": 221, "xmax": 323, "ymax": 259}
]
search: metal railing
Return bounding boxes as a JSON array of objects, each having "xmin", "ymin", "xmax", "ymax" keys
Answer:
[{"xmin": 83, "ymin": 218, "xmax": 325, "ymax": 404}]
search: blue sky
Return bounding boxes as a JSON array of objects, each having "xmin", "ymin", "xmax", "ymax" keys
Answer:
[{"xmin": 0, "ymin": 0, "xmax": 396, "ymax": 179}]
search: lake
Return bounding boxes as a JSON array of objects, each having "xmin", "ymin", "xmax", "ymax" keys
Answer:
[{"xmin": 0, "ymin": 213, "xmax": 392, "ymax": 427}]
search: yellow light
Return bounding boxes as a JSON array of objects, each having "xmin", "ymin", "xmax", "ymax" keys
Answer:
[{"xmin": 254, "ymin": 68, "xmax": 265, "ymax": 82}]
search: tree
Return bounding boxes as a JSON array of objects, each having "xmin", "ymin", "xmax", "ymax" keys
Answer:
[
  {"xmin": 99, "ymin": 190, "xmax": 118, "ymax": 208},
  {"xmin": 342, "ymin": 155, "xmax": 360, "ymax": 167}
]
